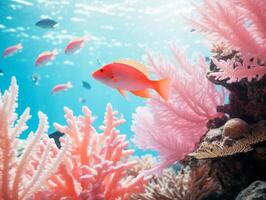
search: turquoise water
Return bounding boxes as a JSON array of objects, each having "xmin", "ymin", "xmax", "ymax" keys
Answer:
[{"xmin": 0, "ymin": 0, "xmax": 208, "ymax": 154}]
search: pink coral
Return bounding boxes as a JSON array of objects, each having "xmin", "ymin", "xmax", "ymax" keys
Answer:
[
  {"xmin": 132, "ymin": 46, "xmax": 226, "ymax": 173},
  {"xmin": 210, "ymin": 56, "xmax": 266, "ymax": 83},
  {"xmin": 189, "ymin": 0, "xmax": 266, "ymax": 81},
  {"xmin": 42, "ymin": 104, "xmax": 149, "ymax": 199},
  {"xmin": 0, "ymin": 77, "xmax": 67, "ymax": 200},
  {"xmin": 189, "ymin": 0, "xmax": 266, "ymax": 60}
]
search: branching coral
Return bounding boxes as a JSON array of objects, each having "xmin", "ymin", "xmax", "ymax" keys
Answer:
[
  {"xmin": 131, "ymin": 164, "xmax": 220, "ymax": 200},
  {"xmin": 132, "ymin": 46, "xmax": 226, "ymax": 173},
  {"xmin": 126, "ymin": 155, "xmax": 157, "ymax": 177},
  {"xmin": 0, "ymin": 77, "xmax": 68, "ymax": 200},
  {"xmin": 190, "ymin": 0, "xmax": 266, "ymax": 82},
  {"xmin": 210, "ymin": 56, "xmax": 266, "ymax": 83},
  {"xmin": 40, "ymin": 104, "xmax": 150, "ymax": 199}
]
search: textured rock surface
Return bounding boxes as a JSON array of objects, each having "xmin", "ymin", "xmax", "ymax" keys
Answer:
[
  {"xmin": 236, "ymin": 181, "xmax": 266, "ymax": 200},
  {"xmin": 209, "ymin": 53, "xmax": 266, "ymax": 123},
  {"xmin": 188, "ymin": 121, "xmax": 266, "ymax": 200}
]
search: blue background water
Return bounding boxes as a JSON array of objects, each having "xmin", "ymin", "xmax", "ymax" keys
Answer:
[{"xmin": 0, "ymin": 0, "xmax": 208, "ymax": 154}]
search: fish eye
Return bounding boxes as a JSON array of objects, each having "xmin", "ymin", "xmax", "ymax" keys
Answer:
[{"xmin": 100, "ymin": 69, "xmax": 104, "ymax": 72}]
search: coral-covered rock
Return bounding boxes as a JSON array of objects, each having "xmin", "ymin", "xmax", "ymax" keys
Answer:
[
  {"xmin": 189, "ymin": 121, "xmax": 266, "ymax": 199},
  {"xmin": 223, "ymin": 118, "xmax": 249, "ymax": 139},
  {"xmin": 210, "ymin": 53, "xmax": 266, "ymax": 122},
  {"xmin": 236, "ymin": 181, "xmax": 266, "ymax": 200},
  {"xmin": 191, "ymin": 121, "xmax": 266, "ymax": 159}
]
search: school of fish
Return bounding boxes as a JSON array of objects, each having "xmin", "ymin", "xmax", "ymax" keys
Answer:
[{"xmin": 2, "ymin": 18, "xmax": 171, "ymax": 100}]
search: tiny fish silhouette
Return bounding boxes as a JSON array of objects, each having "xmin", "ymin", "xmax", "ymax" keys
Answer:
[
  {"xmin": 0, "ymin": 69, "xmax": 4, "ymax": 76},
  {"xmin": 35, "ymin": 49, "xmax": 58, "ymax": 66},
  {"xmin": 51, "ymin": 81, "xmax": 73, "ymax": 94},
  {"xmin": 92, "ymin": 59, "xmax": 170, "ymax": 101},
  {"xmin": 82, "ymin": 81, "xmax": 91, "ymax": 90},
  {"xmin": 32, "ymin": 72, "xmax": 40, "ymax": 85},
  {"xmin": 49, "ymin": 131, "xmax": 64, "ymax": 148},
  {"xmin": 64, "ymin": 36, "xmax": 89, "ymax": 54},
  {"xmin": 35, "ymin": 18, "xmax": 58, "ymax": 29},
  {"xmin": 78, "ymin": 97, "xmax": 86, "ymax": 103},
  {"xmin": 3, "ymin": 43, "xmax": 23, "ymax": 58}
]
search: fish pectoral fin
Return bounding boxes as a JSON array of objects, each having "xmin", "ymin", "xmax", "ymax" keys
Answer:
[
  {"xmin": 130, "ymin": 89, "xmax": 150, "ymax": 98},
  {"xmin": 112, "ymin": 76, "xmax": 118, "ymax": 82},
  {"xmin": 117, "ymin": 89, "xmax": 129, "ymax": 100}
]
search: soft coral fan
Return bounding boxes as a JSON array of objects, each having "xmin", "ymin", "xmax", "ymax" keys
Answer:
[
  {"xmin": 42, "ymin": 104, "xmax": 149, "ymax": 199},
  {"xmin": 132, "ymin": 46, "xmax": 226, "ymax": 173},
  {"xmin": 190, "ymin": 0, "xmax": 266, "ymax": 60},
  {"xmin": 190, "ymin": 0, "xmax": 266, "ymax": 81},
  {"xmin": 0, "ymin": 77, "xmax": 67, "ymax": 200}
]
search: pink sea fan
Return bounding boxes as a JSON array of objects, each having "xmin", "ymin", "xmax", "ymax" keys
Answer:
[
  {"xmin": 0, "ymin": 77, "xmax": 68, "ymax": 200},
  {"xmin": 210, "ymin": 56, "xmax": 266, "ymax": 83},
  {"xmin": 42, "ymin": 104, "xmax": 149, "ymax": 200},
  {"xmin": 132, "ymin": 46, "xmax": 226, "ymax": 173},
  {"xmin": 189, "ymin": 0, "xmax": 266, "ymax": 61}
]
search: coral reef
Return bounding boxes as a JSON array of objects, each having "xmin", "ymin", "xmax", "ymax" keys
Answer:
[
  {"xmin": 131, "ymin": 163, "xmax": 220, "ymax": 200},
  {"xmin": 191, "ymin": 121, "xmax": 266, "ymax": 159},
  {"xmin": 132, "ymin": 46, "xmax": 226, "ymax": 173},
  {"xmin": 190, "ymin": 0, "xmax": 266, "ymax": 122},
  {"xmin": 38, "ymin": 104, "xmax": 150, "ymax": 199},
  {"xmin": 126, "ymin": 155, "xmax": 157, "ymax": 177},
  {"xmin": 189, "ymin": 0, "xmax": 266, "ymax": 61},
  {"xmin": 0, "ymin": 77, "xmax": 68, "ymax": 200},
  {"xmin": 0, "ymin": 77, "xmax": 148, "ymax": 200},
  {"xmin": 176, "ymin": 1, "xmax": 266, "ymax": 199}
]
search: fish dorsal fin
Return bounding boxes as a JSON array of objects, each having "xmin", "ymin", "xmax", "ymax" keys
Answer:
[{"xmin": 114, "ymin": 59, "xmax": 149, "ymax": 77}]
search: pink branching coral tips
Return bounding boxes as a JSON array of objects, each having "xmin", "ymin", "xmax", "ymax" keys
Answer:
[
  {"xmin": 41, "ymin": 103, "xmax": 150, "ymax": 199},
  {"xmin": 210, "ymin": 56, "xmax": 266, "ymax": 83},
  {"xmin": 132, "ymin": 46, "xmax": 226, "ymax": 174},
  {"xmin": 0, "ymin": 77, "xmax": 68, "ymax": 200}
]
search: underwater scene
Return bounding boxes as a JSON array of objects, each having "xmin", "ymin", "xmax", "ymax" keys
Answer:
[{"xmin": 0, "ymin": 0, "xmax": 266, "ymax": 199}]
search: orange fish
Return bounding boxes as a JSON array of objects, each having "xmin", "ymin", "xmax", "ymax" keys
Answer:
[
  {"xmin": 35, "ymin": 49, "xmax": 58, "ymax": 66},
  {"xmin": 51, "ymin": 81, "xmax": 72, "ymax": 94},
  {"xmin": 64, "ymin": 36, "xmax": 89, "ymax": 54},
  {"xmin": 92, "ymin": 59, "xmax": 170, "ymax": 101}
]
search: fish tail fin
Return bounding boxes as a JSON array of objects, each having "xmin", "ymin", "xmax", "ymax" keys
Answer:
[
  {"xmin": 66, "ymin": 81, "xmax": 73, "ymax": 88},
  {"xmin": 83, "ymin": 35, "xmax": 90, "ymax": 42},
  {"xmin": 152, "ymin": 78, "xmax": 171, "ymax": 101},
  {"xmin": 52, "ymin": 48, "xmax": 59, "ymax": 56},
  {"xmin": 17, "ymin": 43, "xmax": 23, "ymax": 49}
]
